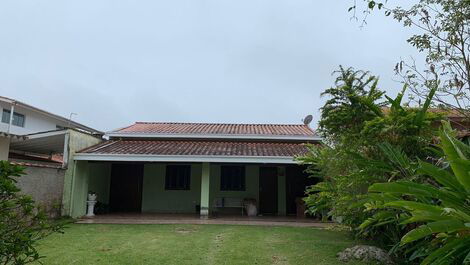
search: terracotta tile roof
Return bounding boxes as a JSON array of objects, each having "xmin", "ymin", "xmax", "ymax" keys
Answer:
[
  {"xmin": 113, "ymin": 122, "xmax": 316, "ymax": 137},
  {"xmin": 80, "ymin": 140, "xmax": 310, "ymax": 157}
]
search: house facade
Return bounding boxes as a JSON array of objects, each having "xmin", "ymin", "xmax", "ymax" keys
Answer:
[{"xmin": 67, "ymin": 122, "xmax": 321, "ymax": 218}]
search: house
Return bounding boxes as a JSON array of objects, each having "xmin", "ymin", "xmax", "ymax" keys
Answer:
[
  {"xmin": 0, "ymin": 96, "xmax": 103, "ymax": 216},
  {"xmin": 67, "ymin": 122, "xmax": 321, "ymax": 218}
]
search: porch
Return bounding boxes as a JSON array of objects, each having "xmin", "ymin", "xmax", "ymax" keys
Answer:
[
  {"xmin": 68, "ymin": 161, "xmax": 315, "ymax": 219},
  {"xmin": 76, "ymin": 213, "xmax": 329, "ymax": 227}
]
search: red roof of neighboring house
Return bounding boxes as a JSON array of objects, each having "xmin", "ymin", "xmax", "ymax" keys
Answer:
[
  {"xmin": 10, "ymin": 161, "xmax": 63, "ymax": 169},
  {"xmin": 381, "ymin": 107, "xmax": 469, "ymax": 119},
  {"xmin": 9, "ymin": 153, "xmax": 63, "ymax": 163},
  {"xmin": 113, "ymin": 122, "xmax": 316, "ymax": 137},
  {"xmin": 80, "ymin": 140, "xmax": 310, "ymax": 157},
  {"xmin": 9, "ymin": 153, "xmax": 63, "ymax": 169}
]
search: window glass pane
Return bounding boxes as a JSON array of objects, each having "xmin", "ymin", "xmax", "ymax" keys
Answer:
[
  {"xmin": 1, "ymin": 109, "xmax": 10, "ymax": 124},
  {"xmin": 220, "ymin": 166, "xmax": 245, "ymax": 191},
  {"xmin": 12, "ymin": 112, "xmax": 25, "ymax": 127},
  {"xmin": 165, "ymin": 165, "xmax": 191, "ymax": 190}
]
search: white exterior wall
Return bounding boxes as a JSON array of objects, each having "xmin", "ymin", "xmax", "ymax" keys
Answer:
[{"xmin": 0, "ymin": 101, "xmax": 70, "ymax": 135}]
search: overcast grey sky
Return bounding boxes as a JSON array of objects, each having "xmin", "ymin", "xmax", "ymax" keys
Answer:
[{"xmin": 0, "ymin": 1, "xmax": 420, "ymax": 132}]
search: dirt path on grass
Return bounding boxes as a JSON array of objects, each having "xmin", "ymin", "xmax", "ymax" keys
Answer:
[
  {"xmin": 205, "ymin": 231, "xmax": 231, "ymax": 265},
  {"xmin": 266, "ymin": 232, "xmax": 290, "ymax": 265}
]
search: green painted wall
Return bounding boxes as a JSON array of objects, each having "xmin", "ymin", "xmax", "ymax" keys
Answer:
[
  {"xmin": 141, "ymin": 163, "xmax": 202, "ymax": 213},
  {"xmin": 208, "ymin": 164, "xmax": 259, "ymax": 213},
  {"xmin": 277, "ymin": 166, "xmax": 287, "ymax": 215},
  {"xmin": 62, "ymin": 129, "xmax": 102, "ymax": 216},
  {"xmin": 141, "ymin": 163, "xmax": 288, "ymax": 215},
  {"xmin": 208, "ymin": 165, "xmax": 287, "ymax": 216},
  {"xmin": 70, "ymin": 160, "xmax": 89, "ymax": 218},
  {"xmin": 87, "ymin": 163, "xmax": 111, "ymax": 204},
  {"xmin": 70, "ymin": 161, "xmax": 289, "ymax": 217}
]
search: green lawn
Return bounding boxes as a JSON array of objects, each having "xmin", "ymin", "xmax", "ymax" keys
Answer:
[{"xmin": 35, "ymin": 224, "xmax": 365, "ymax": 265}]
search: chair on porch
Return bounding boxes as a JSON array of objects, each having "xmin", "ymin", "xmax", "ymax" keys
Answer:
[{"xmin": 212, "ymin": 197, "xmax": 245, "ymax": 216}]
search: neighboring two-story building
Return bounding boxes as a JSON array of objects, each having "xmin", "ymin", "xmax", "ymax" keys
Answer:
[
  {"xmin": 0, "ymin": 96, "xmax": 103, "ymax": 216},
  {"xmin": 0, "ymin": 96, "xmax": 100, "ymax": 135}
]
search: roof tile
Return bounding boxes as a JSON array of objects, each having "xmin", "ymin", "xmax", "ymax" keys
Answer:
[
  {"xmin": 80, "ymin": 140, "xmax": 311, "ymax": 157},
  {"xmin": 114, "ymin": 122, "xmax": 316, "ymax": 136}
]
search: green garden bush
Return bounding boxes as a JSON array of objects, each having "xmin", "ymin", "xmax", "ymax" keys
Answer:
[{"xmin": 0, "ymin": 161, "xmax": 64, "ymax": 265}]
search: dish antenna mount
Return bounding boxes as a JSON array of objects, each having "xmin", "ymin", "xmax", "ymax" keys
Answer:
[{"xmin": 303, "ymin": 115, "xmax": 313, "ymax": 126}]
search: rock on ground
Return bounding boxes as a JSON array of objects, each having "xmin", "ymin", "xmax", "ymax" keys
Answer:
[{"xmin": 337, "ymin": 245, "xmax": 394, "ymax": 264}]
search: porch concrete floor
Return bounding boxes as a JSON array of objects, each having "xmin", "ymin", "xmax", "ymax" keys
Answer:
[{"xmin": 76, "ymin": 213, "xmax": 332, "ymax": 227}]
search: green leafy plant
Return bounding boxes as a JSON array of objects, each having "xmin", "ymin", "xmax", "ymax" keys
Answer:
[
  {"xmin": 0, "ymin": 161, "xmax": 65, "ymax": 265},
  {"xmin": 299, "ymin": 66, "xmax": 439, "ymax": 222},
  {"xmin": 318, "ymin": 65, "xmax": 385, "ymax": 145},
  {"xmin": 364, "ymin": 122, "xmax": 470, "ymax": 264},
  {"xmin": 298, "ymin": 66, "xmax": 442, "ymax": 264}
]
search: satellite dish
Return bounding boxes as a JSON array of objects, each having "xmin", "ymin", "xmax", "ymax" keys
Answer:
[{"xmin": 303, "ymin": 115, "xmax": 313, "ymax": 125}]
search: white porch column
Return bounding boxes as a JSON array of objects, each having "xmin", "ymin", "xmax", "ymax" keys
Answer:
[
  {"xmin": 7, "ymin": 104, "xmax": 14, "ymax": 133},
  {"xmin": 200, "ymin": 162, "xmax": 210, "ymax": 219}
]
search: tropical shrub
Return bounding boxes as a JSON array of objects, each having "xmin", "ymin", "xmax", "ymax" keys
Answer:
[
  {"xmin": 318, "ymin": 65, "xmax": 385, "ymax": 145},
  {"xmin": 362, "ymin": 123, "xmax": 470, "ymax": 264},
  {"xmin": 297, "ymin": 66, "xmax": 443, "ymax": 263},
  {"xmin": 298, "ymin": 66, "xmax": 439, "ymax": 224},
  {"xmin": 0, "ymin": 161, "xmax": 64, "ymax": 265}
]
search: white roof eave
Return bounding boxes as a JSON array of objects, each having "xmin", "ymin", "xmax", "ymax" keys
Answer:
[
  {"xmin": 0, "ymin": 132, "xmax": 28, "ymax": 141},
  {"xmin": 74, "ymin": 153, "xmax": 299, "ymax": 164},
  {"xmin": 105, "ymin": 132, "xmax": 322, "ymax": 142}
]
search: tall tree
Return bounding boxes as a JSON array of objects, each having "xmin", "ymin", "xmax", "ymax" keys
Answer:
[
  {"xmin": 351, "ymin": 0, "xmax": 470, "ymax": 115},
  {"xmin": 318, "ymin": 66, "xmax": 385, "ymax": 145}
]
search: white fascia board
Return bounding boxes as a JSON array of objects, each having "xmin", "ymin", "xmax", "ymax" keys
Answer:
[
  {"xmin": 0, "ymin": 96, "xmax": 15, "ymax": 104},
  {"xmin": 25, "ymin": 130, "xmax": 68, "ymax": 139},
  {"xmin": 0, "ymin": 132, "xmax": 28, "ymax": 140},
  {"xmin": 105, "ymin": 132, "xmax": 322, "ymax": 142},
  {"xmin": 73, "ymin": 153, "xmax": 298, "ymax": 164}
]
